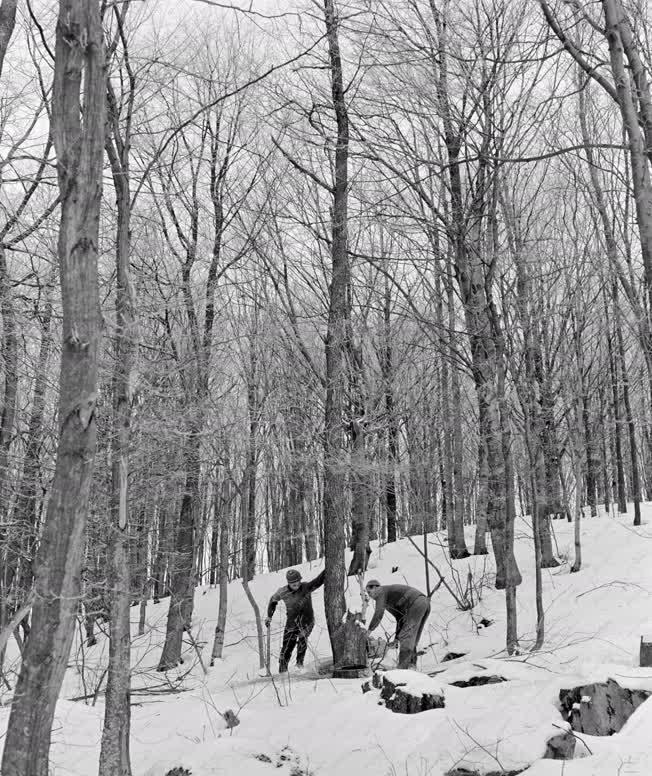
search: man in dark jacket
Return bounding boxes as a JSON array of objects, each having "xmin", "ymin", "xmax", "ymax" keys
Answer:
[
  {"xmin": 266, "ymin": 567, "xmax": 325, "ymax": 673},
  {"xmin": 365, "ymin": 580, "xmax": 430, "ymax": 669}
]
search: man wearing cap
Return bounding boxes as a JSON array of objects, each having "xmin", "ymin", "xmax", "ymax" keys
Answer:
[
  {"xmin": 365, "ymin": 580, "xmax": 430, "ymax": 669},
  {"xmin": 266, "ymin": 567, "xmax": 325, "ymax": 673}
]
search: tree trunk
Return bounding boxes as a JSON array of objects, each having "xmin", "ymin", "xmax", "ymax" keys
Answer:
[
  {"xmin": 598, "ymin": 383, "xmax": 611, "ymax": 513},
  {"xmin": 266, "ymin": 477, "xmax": 281, "ymax": 572},
  {"xmin": 303, "ymin": 474, "xmax": 319, "ymax": 561},
  {"xmin": 570, "ymin": 398, "xmax": 583, "ymax": 574},
  {"xmin": 0, "ymin": 245, "xmax": 18, "ymax": 515},
  {"xmin": 505, "ymin": 585, "xmax": 518, "ymax": 656},
  {"xmin": 607, "ymin": 314, "xmax": 628, "ymax": 514},
  {"xmin": 242, "ymin": 578, "xmax": 265, "ymax": 670},
  {"xmin": 286, "ymin": 414, "xmax": 308, "ymax": 564},
  {"xmin": 601, "ymin": 0, "xmax": 652, "ymax": 328},
  {"xmin": 447, "ymin": 271, "xmax": 469, "ymax": 559},
  {"xmin": 348, "ymin": 417, "xmax": 371, "ymax": 575},
  {"xmin": 582, "ymin": 396, "xmax": 598, "ymax": 517},
  {"xmin": 382, "ymin": 274, "xmax": 398, "ymax": 543},
  {"xmin": 322, "ymin": 0, "xmax": 349, "ymax": 659},
  {"xmin": 614, "ymin": 285, "xmax": 641, "ymax": 525},
  {"xmin": 158, "ymin": 440, "xmax": 199, "ymax": 671},
  {"xmin": 152, "ymin": 506, "xmax": 169, "ymax": 603},
  {"xmin": 473, "ymin": 437, "xmax": 489, "ymax": 554},
  {"xmin": 209, "ymin": 498, "xmax": 219, "ymax": 587},
  {"xmin": 211, "ymin": 478, "xmax": 231, "ymax": 664},
  {"xmin": 0, "ymin": 243, "xmax": 19, "ymax": 657},
  {"xmin": 348, "ymin": 340, "xmax": 371, "ymax": 576},
  {"xmin": 439, "ymin": 347, "xmax": 455, "ymax": 541},
  {"xmin": 242, "ymin": 344, "xmax": 259, "ymax": 581},
  {"xmin": 531, "ymin": 477, "xmax": 545, "ymax": 651},
  {"xmin": 434, "ymin": 4, "xmax": 521, "ymax": 614},
  {"xmin": 0, "ymin": 0, "xmax": 18, "ymax": 79},
  {"xmin": 100, "ymin": 45, "xmax": 137, "ymax": 773},
  {"xmin": 571, "ymin": 450, "xmax": 583, "ymax": 573},
  {"xmin": 407, "ymin": 414, "xmax": 428, "ymax": 535},
  {"xmin": 0, "ymin": 3, "xmax": 104, "ymax": 772},
  {"xmin": 502, "ymin": 410, "xmax": 521, "ymax": 655}
]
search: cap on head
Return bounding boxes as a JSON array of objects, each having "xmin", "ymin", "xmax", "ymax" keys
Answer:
[
  {"xmin": 286, "ymin": 569, "xmax": 302, "ymax": 583},
  {"xmin": 365, "ymin": 579, "xmax": 381, "ymax": 589}
]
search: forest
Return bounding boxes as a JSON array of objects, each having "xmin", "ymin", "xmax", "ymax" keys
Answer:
[{"xmin": 1, "ymin": 0, "xmax": 652, "ymax": 774}]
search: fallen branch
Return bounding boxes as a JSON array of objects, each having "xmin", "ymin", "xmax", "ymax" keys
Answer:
[
  {"xmin": 406, "ymin": 536, "xmax": 466, "ymax": 608},
  {"xmin": 68, "ymin": 683, "xmax": 192, "ymax": 703},
  {"xmin": 184, "ymin": 628, "xmax": 208, "ymax": 676},
  {"xmin": 576, "ymin": 581, "xmax": 646, "ymax": 599}
]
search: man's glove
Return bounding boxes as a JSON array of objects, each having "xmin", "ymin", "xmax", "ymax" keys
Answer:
[{"xmin": 265, "ymin": 618, "xmax": 271, "ymax": 628}]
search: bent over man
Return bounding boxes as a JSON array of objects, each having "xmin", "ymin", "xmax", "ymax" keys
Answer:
[
  {"xmin": 365, "ymin": 580, "xmax": 430, "ymax": 669},
  {"xmin": 266, "ymin": 567, "xmax": 325, "ymax": 673}
]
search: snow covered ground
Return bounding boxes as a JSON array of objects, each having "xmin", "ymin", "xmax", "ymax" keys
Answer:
[{"xmin": 3, "ymin": 507, "xmax": 652, "ymax": 775}]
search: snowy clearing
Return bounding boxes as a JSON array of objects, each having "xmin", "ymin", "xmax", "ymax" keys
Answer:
[{"xmin": 3, "ymin": 508, "xmax": 652, "ymax": 775}]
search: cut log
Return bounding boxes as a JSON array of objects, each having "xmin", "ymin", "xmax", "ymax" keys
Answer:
[
  {"xmin": 371, "ymin": 669, "xmax": 445, "ymax": 714},
  {"xmin": 332, "ymin": 611, "xmax": 369, "ymax": 675},
  {"xmin": 559, "ymin": 678, "xmax": 651, "ymax": 736}
]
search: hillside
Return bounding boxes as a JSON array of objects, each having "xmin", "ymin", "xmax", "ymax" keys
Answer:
[{"xmin": 3, "ymin": 509, "xmax": 652, "ymax": 776}]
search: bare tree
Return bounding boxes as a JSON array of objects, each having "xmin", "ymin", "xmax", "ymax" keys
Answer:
[
  {"xmin": 539, "ymin": 0, "xmax": 652, "ymax": 425},
  {"xmin": 1, "ymin": 1, "xmax": 105, "ymax": 772},
  {"xmin": 99, "ymin": 4, "xmax": 137, "ymax": 773},
  {"xmin": 322, "ymin": 0, "xmax": 349, "ymax": 660}
]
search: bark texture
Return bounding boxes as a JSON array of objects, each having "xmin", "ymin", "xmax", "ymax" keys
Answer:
[
  {"xmin": 1, "ymin": 2, "xmax": 104, "ymax": 772},
  {"xmin": 322, "ymin": 0, "xmax": 349, "ymax": 658}
]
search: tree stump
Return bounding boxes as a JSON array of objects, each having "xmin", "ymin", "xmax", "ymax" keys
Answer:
[
  {"xmin": 559, "ymin": 678, "xmax": 651, "ymax": 735},
  {"xmin": 544, "ymin": 730, "xmax": 576, "ymax": 760},
  {"xmin": 332, "ymin": 611, "xmax": 370, "ymax": 678},
  {"xmin": 640, "ymin": 636, "xmax": 652, "ymax": 667},
  {"xmin": 371, "ymin": 670, "xmax": 445, "ymax": 714}
]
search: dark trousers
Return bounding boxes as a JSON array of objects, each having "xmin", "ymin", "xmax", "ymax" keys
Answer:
[
  {"xmin": 397, "ymin": 596, "xmax": 431, "ymax": 669},
  {"xmin": 280, "ymin": 618, "xmax": 314, "ymax": 669}
]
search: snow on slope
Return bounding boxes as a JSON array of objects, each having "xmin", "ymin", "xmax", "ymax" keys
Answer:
[{"xmin": 3, "ymin": 508, "xmax": 652, "ymax": 776}]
